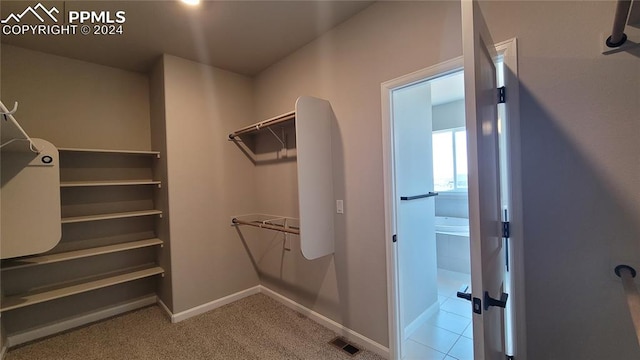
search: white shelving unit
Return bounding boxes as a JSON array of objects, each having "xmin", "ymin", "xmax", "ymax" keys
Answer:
[
  {"xmin": 61, "ymin": 210, "xmax": 163, "ymax": 224},
  {"xmin": 1, "ymin": 238, "xmax": 163, "ymax": 271},
  {"xmin": 228, "ymin": 96, "xmax": 336, "ymax": 260},
  {"xmin": 1, "ymin": 265, "xmax": 164, "ymax": 312},
  {"xmin": 58, "ymin": 147, "xmax": 160, "ymax": 157},
  {"xmin": 232, "ymin": 214, "xmax": 300, "ymax": 235},
  {"xmin": 60, "ymin": 180, "xmax": 161, "ymax": 188},
  {"xmin": 1, "ymin": 147, "xmax": 165, "ymax": 327}
]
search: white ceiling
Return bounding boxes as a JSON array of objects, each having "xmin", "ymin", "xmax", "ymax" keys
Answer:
[
  {"xmin": 431, "ymin": 71, "xmax": 464, "ymax": 106},
  {"xmin": 0, "ymin": 1, "xmax": 374, "ymax": 75}
]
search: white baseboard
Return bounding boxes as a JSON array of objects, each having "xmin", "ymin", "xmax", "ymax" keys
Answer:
[
  {"xmin": 168, "ymin": 286, "xmax": 261, "ymax": 323},
  {"xmin": 157, "ymin": 297, "xmax": 173, "ymax": 321},
  {"xmin": 403, "ymin": 301, "xmax": 439, "ymax": 340},
  {"xmin": 259, "ymin": 286, "xmax": 390, "ymax": 359},
  {"xmin": 7, "ymin": 295, "xmax": 157, "ymax": 348}
]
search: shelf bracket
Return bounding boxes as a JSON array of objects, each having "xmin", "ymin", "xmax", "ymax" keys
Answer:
[
  {"xmin": 0, "ymin": 100, "xmax": 41, "ymax": 153},
  {"xmin": 266, "ymin": 126, "xmax": 286, "ymax": 152},
  {"xmin": 0, "ymin": 101, "xmax": 18, "ymax": 117}
]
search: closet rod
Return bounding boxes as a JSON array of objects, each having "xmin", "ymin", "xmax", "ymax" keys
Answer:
[
  {"xmin": 228, "ymin": 111, "xmax": 295, "ymax": 139},
  {"xmin": 232, "ymin": 218, "xmax": 300, "ymax": 235},
  {"xmin": 615, "ymin": 265, "xmax": 640, "ymax": 347},
  {"xmin": 607, "ymin": 0, "xmax": 632, "ymax": 47}
]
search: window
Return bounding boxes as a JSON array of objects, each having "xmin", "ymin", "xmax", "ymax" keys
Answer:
[{"xmin": 432, "ymin": 127, "xmax": 467, "ymax": 192}]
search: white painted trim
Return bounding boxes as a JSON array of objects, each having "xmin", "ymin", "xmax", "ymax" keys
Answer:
[
  {"xmin": 381, "ymin": 78, "xmax": 401, "ymax": 360},
  {"xmin": 381, "ymin": 58, "xmax": 463, "ymax": 360},
  {"xmin": 495, "ymin": 37, "xmax": 527, "ymax": 360},
  {"xmin": 259, "ymin": 286, "xmax": 390, "ymax": 359},
  {"xmin": 403, "ymin": 301, "xmax": 439, "ymax": 341},
  {"xmin": 1, "ymin": 314, "xmax": 6, "ymax": 360},
  {"xmin": 169, "ymin": 286, "xmax": 261, "ymax": 323},
  {"xmin": 157, "ymin": 297, "xmax": 173, "ymax": 321},
  {"xmin": 6, "ymin": 295, "xmax": 157, "ymax": 348}
]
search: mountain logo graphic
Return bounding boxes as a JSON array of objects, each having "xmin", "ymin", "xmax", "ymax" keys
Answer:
[{"xmin": 1, "ymin": 3, "xmax": 60, "ymax": 24}]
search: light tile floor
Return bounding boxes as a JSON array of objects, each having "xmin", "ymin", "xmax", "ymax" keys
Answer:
[{"xmin": 403, "ymin": 269, "xmax": 473, "ymax": 360}]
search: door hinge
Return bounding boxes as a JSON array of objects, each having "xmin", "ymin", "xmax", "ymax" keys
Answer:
[
  {"xmin": 503, "ymin": 209, "xmax": 510, "ymax": 271},
  {"xmin": 498, "ymin": 86, "xmax": 506, "ymax": 104},
  {"xmin": 392, "ymin": 234, "xmax": 397, "ymax": 243},
  {"xmin": 502, "ymin": 221, "xmax": 510, "ymax": 239}
]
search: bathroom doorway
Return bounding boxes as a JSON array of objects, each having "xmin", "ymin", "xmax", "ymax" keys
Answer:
[
  {"xmin": 382, "ymin": 38, "xmax": 521, "ymax": 360},
  {"xmin": 385, "ymin": 67, "xmax": 474, "ymax": 360}
]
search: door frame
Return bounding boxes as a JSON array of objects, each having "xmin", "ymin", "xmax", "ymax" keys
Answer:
[{"xmin": 381, "ymin": 38, "xmax": 523, "ymax": 360}]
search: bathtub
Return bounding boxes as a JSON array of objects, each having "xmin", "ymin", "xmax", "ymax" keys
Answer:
[
  {"xmin": 435, "ymin": 216, "xmax": 471, "ymax": 274},
  {"xmin": 434, "ymin": 216, "xmax": 470, "ymax": 236}
]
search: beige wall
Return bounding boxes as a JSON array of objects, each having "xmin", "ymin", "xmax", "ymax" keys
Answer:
[
  {"xmin": 254, "ymin": 0, "xmax": 640, "ymax": 358},
  {"xmin": 253, "ymin": 1, "xmax": 462, "ymax": 346},
  {"xmin": 481, "ymin": 1, "xmax": 640, "ymax": 359},
  {"xmin": 161, "ymin": 54, "xmax": 260, "ymax": 312},
  {"xmin": 2, "ymin": 1, "xmax": 639, "ymax": 358},
  {"xmin": 1, "ymin": 45, "xmax": 151, "ymax": 150},
  {"xmin": 149, "ymin": 57, "xmax": 174, "ymax": 310},
  {"xmin": 433, "ymin": 99, "xmax": 465, "ymax": 131}
]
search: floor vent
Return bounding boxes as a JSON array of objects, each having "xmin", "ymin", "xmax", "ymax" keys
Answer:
[{"xmin": 329, "ymin": 336, "xmax": 361, "ymax": 357}]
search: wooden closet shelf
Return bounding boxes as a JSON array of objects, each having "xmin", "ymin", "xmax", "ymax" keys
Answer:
[
  {"xmin": 1, "ymin": 238, "xmax": 163, "ymax": 271},
  {"xmin": 57, "ymin": 147, "xmax": 160, "ymax": 157},
  {"xmin": 1, "ymin": 265, "xmax": 164, "ymax": 312},
  {"xmin": 61, "ymin": 210, "xmax": 162, "ymax": 224},
  {"xmin": 60, "ymin": 180, "xmax": 161, "ymax": 188}
]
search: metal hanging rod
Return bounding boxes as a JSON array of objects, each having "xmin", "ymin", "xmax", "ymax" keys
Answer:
[
  {"xmin": 228, "ymin": 111, "xmax": 295, "ymax": 139},
  {"xmin": 607, "ymin": 0, "xmax": 632, "ymax": 48},
  {"xmin": 615, "ymin": 264, "xmax": 640, "ymax": 347},
  {"xmin": 232, "ymin": 217, "xmax": 300, "ymax": 235}
]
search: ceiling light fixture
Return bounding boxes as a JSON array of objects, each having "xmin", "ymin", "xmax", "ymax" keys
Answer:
[{"xmin": 181, "ymin": 0, "xmax": 200, "ymax": 6}]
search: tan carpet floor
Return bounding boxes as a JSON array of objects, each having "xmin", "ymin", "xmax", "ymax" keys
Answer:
[{"xmin": 6, "ymin": 293, "xmax": 386, "ymax": 360}]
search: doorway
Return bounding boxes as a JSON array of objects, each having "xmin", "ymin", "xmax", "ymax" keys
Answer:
[
  {"xmin": 385, "ymin": 66, "xmax": 473, "ymax": 360},
  {"xmin": 382, "ymin": 38, "xmax": 521, "ymax": 360}
]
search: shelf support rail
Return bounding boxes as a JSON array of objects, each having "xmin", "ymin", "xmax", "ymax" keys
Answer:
[
  {"xmin": 228, "ymin": 111, "xmax": 295, "ymax": 139},
  {"xmin": 232, "ymin": 215, "xmax": 300, "ymax": 235},
  {"xmin": 0, "ymin": 101, "xmax": 41, "ymax": 153}
]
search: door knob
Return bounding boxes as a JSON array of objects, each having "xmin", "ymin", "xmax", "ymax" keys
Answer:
[
  {"xmin": 484, "ymin": 291, "xmax": 508, "ymax": 310},
  {"xmin": 456, "ymin": 284, "xmax": 471, "ymax": 301}
]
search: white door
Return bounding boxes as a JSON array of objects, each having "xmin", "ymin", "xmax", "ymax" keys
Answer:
[
  {"xmin": 462, "ymin": 0, "xmax": 507, "ymax": 358},
  {"xmin": 391, "ymin": 81, "xmax": 438, "ymax": 358}
]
